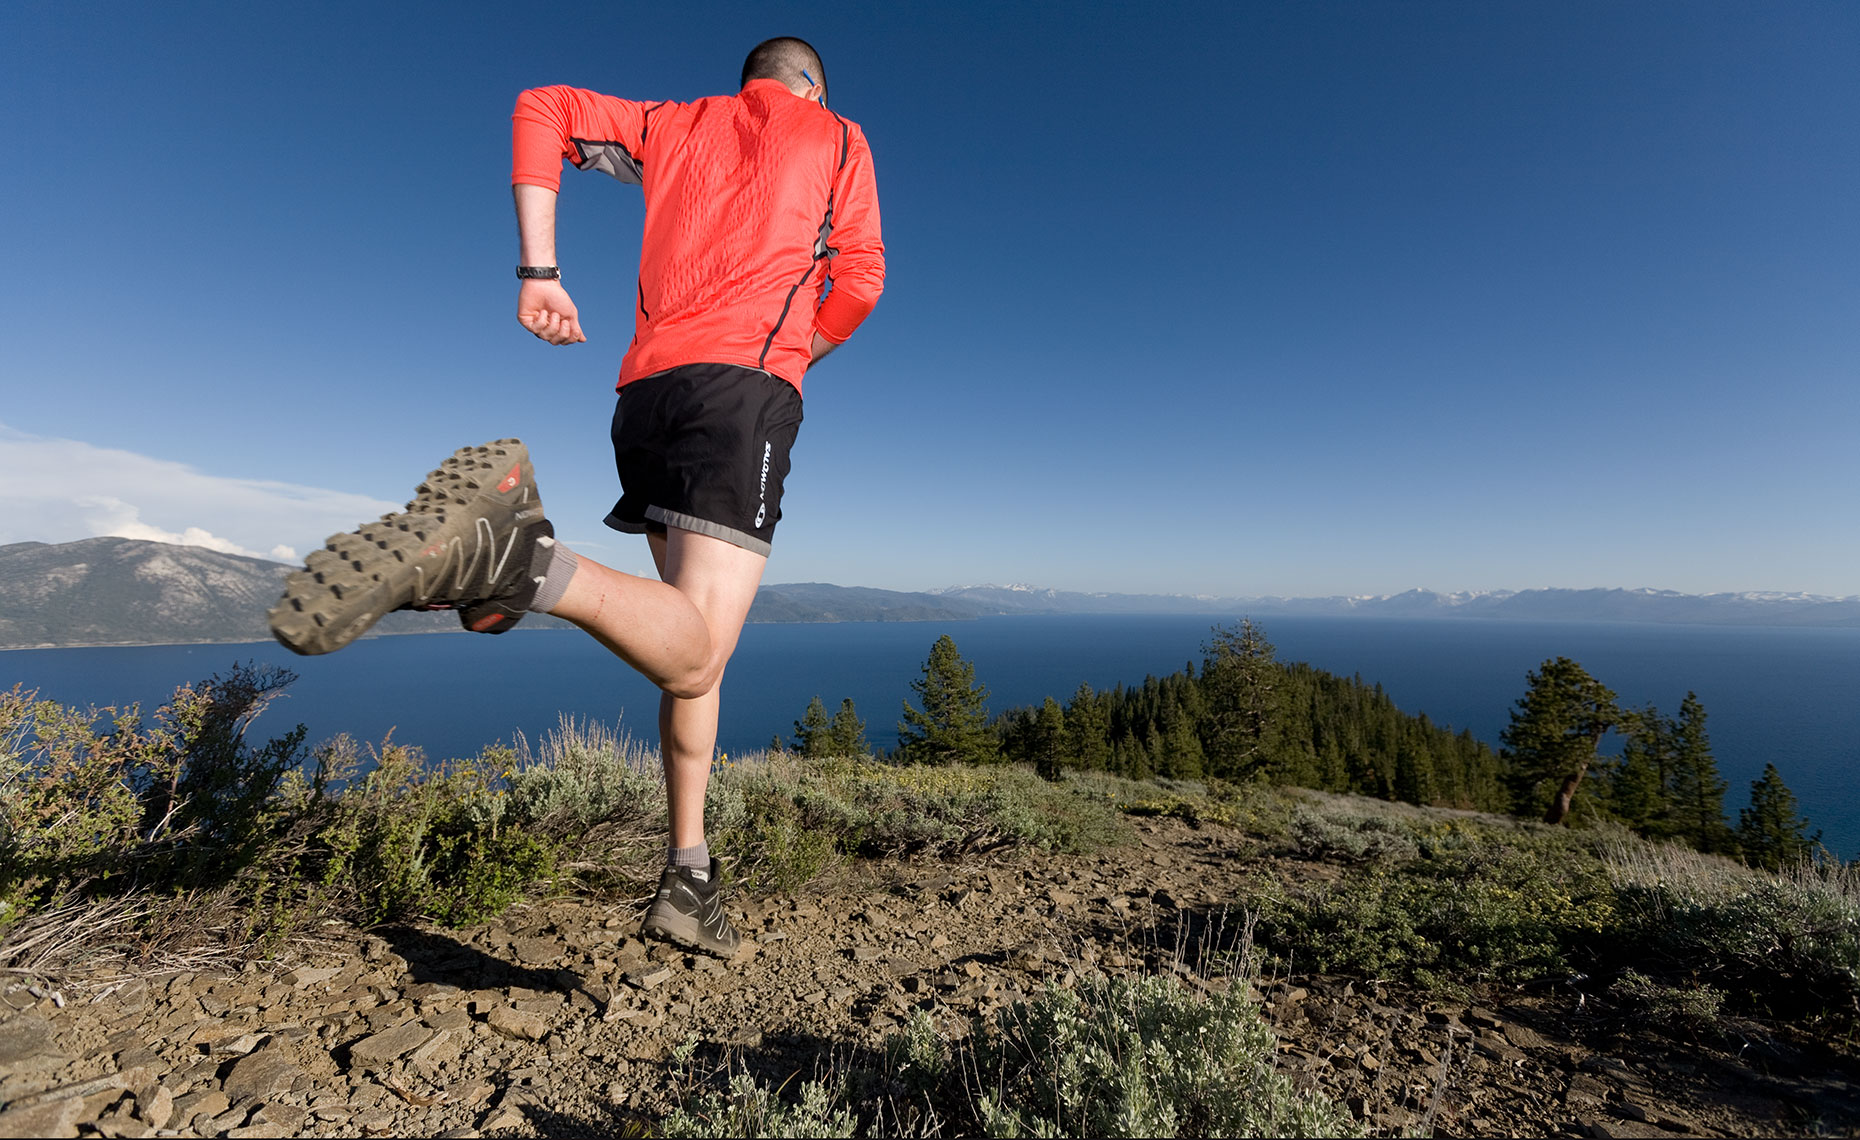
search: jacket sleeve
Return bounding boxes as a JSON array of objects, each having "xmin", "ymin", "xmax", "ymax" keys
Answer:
[
  {"xmin": 511, "ymin": 86, "xmax": 654, "ymax": 191},
  {"xmin": 814, "ymin": 123, "xmax": 885, "ymax": 344}
]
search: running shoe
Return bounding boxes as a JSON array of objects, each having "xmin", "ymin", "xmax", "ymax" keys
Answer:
[
  {"xmin": 641, "ymin": 860, "xmax": 742, "ymax": 958},
  {"xmin": 268, "ymin": 439, "xmax": 549, "ymax": 655}
]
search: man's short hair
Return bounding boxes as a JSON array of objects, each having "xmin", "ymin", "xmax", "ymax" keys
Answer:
[{"xmin": 741, "ymin": 37, "xmax": 826, "ymax": 102}]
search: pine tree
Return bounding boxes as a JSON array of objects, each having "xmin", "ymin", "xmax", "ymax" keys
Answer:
[
  {"xmin": 791, "ymin": 695, "xmax": 831, "ymax": 758},
  {"xmin": 1500, "ymin": 657, "xmax": 1620, "ymax": 825},
  {"xmin": 1063, "ymin": 684, "xmax": 1112, "ymax": 771},
  {"xmin": 826, "ymin": 698, "xmax": 870, "ymax": 759},
  {"xmin": 1667, "ymin": 692, "xmax": 1733, "ymax": 854},
  {"xmin": 1393, "ymin": 732, "xmax": 1434, "ymax": 805},
  {"xmin": 1111, "ymin": 726, "xmax": 1148, "ymax": 779},
  {"xmin": 1159, "ymin": 700, "xmax": 1205, "ymax": 780},
  {"xmin": 1031, "ymin": 696, "xmax": 1067, "ymax": 781},
  {"xmin": 1737, "ymin": 763, "xmax": 1821, "ymax": 871},
  {"xmin": 1610, "ymin": 705, "xmax": 1673, "ymax": 837},
  {"xmin": 1448, "ymin": 727, "xmax": 1507, "ymax": 811},
  {"xmin": 897, "ymin": 634, "xmax": 998, "ymax": 765},
  {"xmin": 1198, "ymin": 619, "xmax": 1281, "ymax": 780}
]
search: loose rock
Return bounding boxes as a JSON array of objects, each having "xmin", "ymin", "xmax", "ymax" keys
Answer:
[
  {"xmin": 0, "ymin": 1014, "xmax": 64, "ymax": 1075},
  {"xmin": 510, "ymin": 937, "xmax": 561, "ymax": 965},
  {"xmin": 223, "ymin": 1049, "xmax": 305, "ymax": 1101},
  {"xmin": 0, "ymin": 1097, "xmax": 87, "ymax": 1139},
  {"xmin": 349, "ymin": 1022, "xmax": 434, "ymax": 1070},
  {"xmin": 285, "ymin": 967, "xmax": 342, "ymax": 990},
  {"xmin": 171, "ymin": 1089, "xmax": 230, "ymax": 1124},
  {"xmin": 135, "ymin": 1085, "xmax": 174, "ymax": 1130},
  {"xmin": 481, "ymin": 1105, "xmax": 525, "ymax": 1131},
  {"xmin": 485, "ymin": 1007, "xmax": 548, "ymax": 1042}
]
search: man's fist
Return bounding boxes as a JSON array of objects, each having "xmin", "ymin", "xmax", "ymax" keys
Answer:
[{"xmin": 518, "ymin": 279, "xmax": 587, "ymax": 345}]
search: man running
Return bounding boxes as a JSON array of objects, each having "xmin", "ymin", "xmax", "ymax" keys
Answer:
[{"xmin": 267, "ymin": 37, "xmax": 884, "ymax": 959}]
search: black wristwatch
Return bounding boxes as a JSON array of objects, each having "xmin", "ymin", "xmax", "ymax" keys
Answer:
[{"xmin": 516, "ymin": 266, "xmax": 561, "ymax": 280}]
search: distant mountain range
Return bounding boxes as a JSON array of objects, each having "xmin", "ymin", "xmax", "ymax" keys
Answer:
[
  {"xmin": 2, "ymin": 538, "xmax": 1856, "ymax": 650},
  {"xmin": 922, "ymin": 583, "xmax": 1860, "ymax": 627}
]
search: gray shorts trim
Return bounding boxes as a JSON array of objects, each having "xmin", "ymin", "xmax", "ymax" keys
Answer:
[{"xmin": 639, "ymin": 505, "xmax": 772, "ymax": 558}]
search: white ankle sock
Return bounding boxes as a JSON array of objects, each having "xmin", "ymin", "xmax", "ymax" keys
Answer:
[{"xmin": 527, "ymin": 536, "xmax": 578, "ymax": 614}]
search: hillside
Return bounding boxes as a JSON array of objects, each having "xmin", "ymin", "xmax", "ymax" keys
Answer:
[
  {"xmin": 0, "ymin": 538, "xmax": 304, "ymax": 648},
  {"xmin": 2, "ymin": 790, "xmax": 1851, "ymax": 1138},
  {"xmin": 0, "ymin": 538, "xmax": 552, "ymax": 649}
]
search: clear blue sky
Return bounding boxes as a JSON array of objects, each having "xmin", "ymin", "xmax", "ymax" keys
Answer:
[{"xmin": 4, "ymin": 1, "xmax": 1856, "ymax": 597}]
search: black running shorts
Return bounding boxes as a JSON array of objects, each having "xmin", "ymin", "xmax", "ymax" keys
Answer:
[{"xmin": 604, "ymin": 363, "xmax": 804, "ymax": 556}]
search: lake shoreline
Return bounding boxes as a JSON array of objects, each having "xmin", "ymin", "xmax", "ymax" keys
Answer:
[{"xmin": 7, "ymin": 616, "xmax": 1857, "ymax": 858}]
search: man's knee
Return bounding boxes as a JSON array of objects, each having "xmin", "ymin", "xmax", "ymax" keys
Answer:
[
  {"xmin": 652, "ymin": 527, "xmax": 760, "ymax": 698},
  {"xmin": 663, "ymin": 669, "xmax": 718, "ymax": 701},
  {"xmin": 661, "ymin": 645, "xmax": 730, "ymax": 700}
]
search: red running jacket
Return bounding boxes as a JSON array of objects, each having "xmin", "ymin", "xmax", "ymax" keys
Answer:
[{"xmin": 512, "ymin": 79, "xmax": 885, "ymax": 395}]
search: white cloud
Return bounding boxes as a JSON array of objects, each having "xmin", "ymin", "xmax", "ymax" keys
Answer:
[
  {"xmin": 77, "ymin": 495, "xmax": 271, "ymax": 559},
  {"xmin": 1, "ymin": 423, "xmax": 399, "ymax": 562}
]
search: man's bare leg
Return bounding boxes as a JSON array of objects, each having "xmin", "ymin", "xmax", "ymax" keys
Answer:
[
  {"xmin": 547, "ymin": 526, "xmax": 766, "ymax": 848},
  {"xmin": 645, "ymin": 528, "xmax": 764, "ymax": 849}
]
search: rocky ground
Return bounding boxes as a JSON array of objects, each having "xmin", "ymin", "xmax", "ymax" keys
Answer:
[{"xmin": 2, "ymin": 815, "xmax": 1856, "ymax": 1139}]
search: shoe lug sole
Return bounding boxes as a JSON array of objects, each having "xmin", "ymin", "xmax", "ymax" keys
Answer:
[{"xmin": 268, "ymin": 439, "xmax": 540, "ymax": 655}]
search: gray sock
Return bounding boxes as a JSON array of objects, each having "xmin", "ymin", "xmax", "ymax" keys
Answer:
[
  {"xmin": 669, "ymin": 843, "xmax": 710, "ymax": 881},
  {"xmin": 527, "ymin": 535, "xmax": 578, "ymax": 614}
]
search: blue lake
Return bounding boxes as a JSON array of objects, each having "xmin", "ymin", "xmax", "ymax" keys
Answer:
[{"xmin": 6, "ymin": 615, "xmax": 1857, "ymax": 858}]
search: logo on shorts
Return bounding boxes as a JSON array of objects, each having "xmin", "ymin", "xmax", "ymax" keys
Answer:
[{"xmin": 754, "ymin": 441, "xmax": 772, "ymax": 528}]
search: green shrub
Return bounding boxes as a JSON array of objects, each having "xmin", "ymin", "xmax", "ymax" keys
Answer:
[
  {"xmin": 706, "ymin": 754, "xmax": 856, "ymax": 891},
  {"xmin": 0, "ymin": 665, "xmax": 309, "ymax": 923},
  {"xmin": 712, "ymin": 764, "xmax": 852, "ymax": 892},
  {"xmin": 503, "ymin": 715, "xmax": 663, "ymax": 837},
  {"xmin": 135, "ymin": 665, "xmax": 308, "ymax": 881},
  {"xmin": 309, "ymin": 740, "xmax": 555, "ymax": 927},
  {"xmin": 1112, "ymin": 777, "xmax": 1277, "ymax": 832},
  {"xmin": 976, "ymin": 768, "xmax": 1126, "ymax": 854},
  {"xmin": 704, "ymin": 756, "xmax": 1127, "ymax": 893},
  {"xmin": 841, "ymin": 762, "xmax": 1124, "ymax": 855},
  {"xmin": 1607, "ymin": 844, "xmax": 1860, "ymax": 1025},
  {"xmin": 973, "ymin": 973, "xmax": 1357, "ymax": 1138},
  {"xmin": 1287, "ymin": 807, "xmax": 1419, "ymax": 863},
  {"xmin": 0, "ymin": 687, "xmax": 148, "ymax": 915},
  {"xmin": 1609, "ymin": 969, "xmax": 1725, "ymax": 1034},
  {"xmin": 883, "ymin": 1007, "xmax": 949, "ymax": 1088},
  {"xmin": 661, "ymin": 1073, "xmax": 857, "ymax": 1139},
  {"xmin": 655, "ymin": 974, "xmax": 1350, "ymax": 1139},
  {"xmin": 1261, "ymin": 830, "xmax": 1616, "ymax": 989},
  {"xmin": 1258, "ymin": 810, "xmax": 1859, "ymax": 1029}
]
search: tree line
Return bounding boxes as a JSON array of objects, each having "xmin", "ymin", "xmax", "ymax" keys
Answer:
[
  {"xmin": 778, "ymin": 621, "xmax": 1824, "ymax": 870},
  {"xmin": 1501, "ymin": 655, "xmax": 1819, "ymax": 869}
]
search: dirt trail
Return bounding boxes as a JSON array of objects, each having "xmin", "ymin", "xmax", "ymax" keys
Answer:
[{"xmin": 1, "ymin": 817, "xmax": 1852, "ymax": 1138}]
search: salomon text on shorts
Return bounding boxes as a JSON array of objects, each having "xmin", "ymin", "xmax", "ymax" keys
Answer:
[{"xmin": 604, "ymin": 363, "xmax": 804, "ymax": 556}]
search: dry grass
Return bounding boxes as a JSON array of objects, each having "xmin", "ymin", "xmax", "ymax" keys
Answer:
[
  {"xmin": 1603, "ymin": 837, "xmax": 1759, "ymax": 903},
  {"xmin": 0, "ymin": 890, "xmax": 267, "ymax": 983},
  {"xmin": 0, "ymin": 896, "xmax": 152, "ymax": 975},
  {"xmin": 507, "ymin": 714, "xmax": 668, "ymax": 893},
  {"xmin": 1781, "ymin": 853, "xmax": 1860, "ymax": 906}
]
